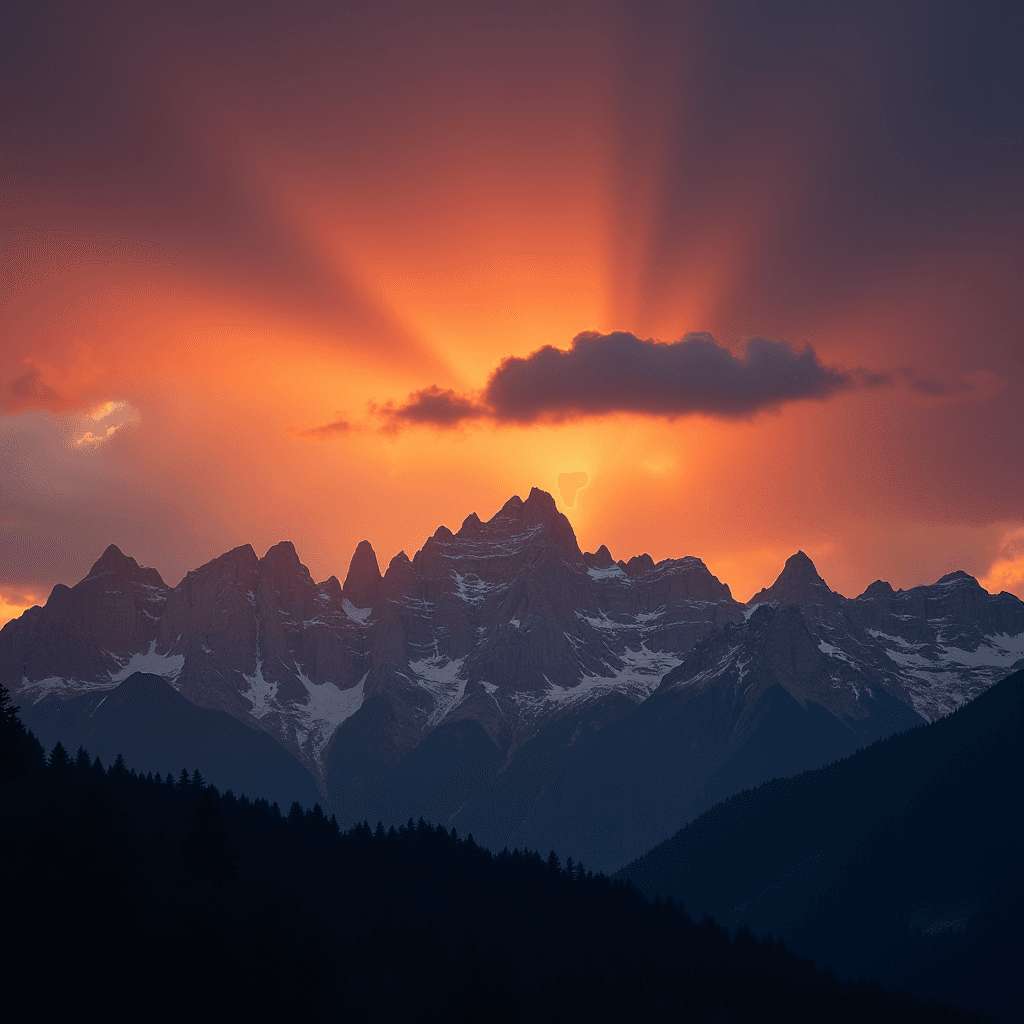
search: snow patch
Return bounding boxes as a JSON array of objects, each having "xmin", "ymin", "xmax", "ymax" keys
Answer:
[
  {"xmin": 941, "ymin": 632, "xmax": 1024, "ymax": 667},
  {"xmin": 293, "ymin": 667, "xmax": 366, "ymax": 758},
  {"xmin": 452, "ymin": 571, "xmax": 505, "ymax": 605},
  {"xmin": 587, "ymin": 565, "xmax": 627, "ymax": 581},
  {"xmin": 342, "ymin": 597, "xmax": 372, "ymax": 623},
  {"xmin": 241, "ymin": 656, "xmax": 278, "ymax": 719},
  {"xmin": 817, "ymin": 641, "xmax": 858, "ymax": 667},
  {"xmin": 525, "ymin": 645, "xmax": 681, "ymax": 709},
  {"xmin": 408, "ymin": 656, "xmax": 468, "ymax": 725},
  {"xmin": 21, "ymin": 675, "xmax": 119, "ymax": 701},
  {"xmin": 743, "ymin": 603, "xmax": 766, "ymax": 620},
  {"xmin": 110, "ymin": 640, "xmax": 184, "ymax": 683}
]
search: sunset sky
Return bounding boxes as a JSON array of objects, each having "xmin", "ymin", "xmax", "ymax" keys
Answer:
[{"xmin": 2, "ymin": 1, "xmax": 1022, "ymax": 626}]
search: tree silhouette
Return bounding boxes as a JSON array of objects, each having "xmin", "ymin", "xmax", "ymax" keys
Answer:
[
  {"xmin": 179, "ymin": 789, "xmax": 240, "ymax": 887},
  {"xmin": 0, "ymin": 683, "xmax": 26, "ymax": 776}
]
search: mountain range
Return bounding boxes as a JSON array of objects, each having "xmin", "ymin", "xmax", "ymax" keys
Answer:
[{"xmin": 4, "ymin": 487, "xmax": 1023, "ymax": 870}]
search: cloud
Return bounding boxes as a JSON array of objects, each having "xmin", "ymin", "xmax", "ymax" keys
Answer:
[
  {"xmin": 293, "ymin": 418, "xmax": 353, "ymax": 439},
  {"xmin": 68, "ymin": 400, "xmax": 141, "ymax": 451},
  {"xmin": 897, "ymin": 367, "xmax": 1007, "ymax": 401},
  {"xmin": 0, "ymin": 587, "xmax": 46, "ymax": 629},
  {"xmin": 979, "ymin": 527, "xmax": 1024, "ymax": 598},
  {"xmin": 375, "ymin": 332, "xmax": 858, "ymax": 430},
  {"xmin": 378, "ymin": 386, "xmax": 488, "ymax": 430}
]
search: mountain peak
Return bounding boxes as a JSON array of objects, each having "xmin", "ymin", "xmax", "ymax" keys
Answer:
[
  {"xmin": 521, "ymin": 487, "xmax": 584, "ymax": 562},
  {"xmin": 584, "ymin": 544, "xmax": 615, "ymax": 569},
  {"xmin": 344, "ymin": 540, "xmax": 382, "ymax": 608},
  {"xmin": 85, "ymin": 544, "xmax": 165, "ymax": 588},
  {"xmin": 936, "ymin": 570, "xmax": 978, "ymax": 587},
  {"xmin": 524, "ymin": 487, "xmax": 558, "ymax": 518},
  {"xmin": 748, "ymin": 550, "xmax": 840, "ymax": 609},
  {"xmin": 261, "ymin": 539, "xmax": 301, "ymax": 568},
  {"xmin": 88, "ymin": 544, "xmax": 132, "ymax": 575}
]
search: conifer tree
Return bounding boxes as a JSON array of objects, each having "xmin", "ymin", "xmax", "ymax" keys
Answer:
[
  {"xmin": 0, "ymin": 682, "xmax": 26, "ymax": 777},
  {"xmin": 49, "ymin": 741, "xmax": 72, "ymax": 774},
  {"xmin": 0, "ymin": 683, "xmax": 20, "ymax": 727}
]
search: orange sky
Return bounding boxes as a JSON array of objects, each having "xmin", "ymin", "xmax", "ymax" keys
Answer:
[{"xmin": 2, "ymin": 3, "xmax": 1022, "ymax": 625}]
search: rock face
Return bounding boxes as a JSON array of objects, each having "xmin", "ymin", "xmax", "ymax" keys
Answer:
[
  {"xmin": 3, "ymin": 490, "xmax": 1022, "ymax": 872},
  {"xmin": 0, "ymin": 544, "xmax": 168, "ymax": 692}
]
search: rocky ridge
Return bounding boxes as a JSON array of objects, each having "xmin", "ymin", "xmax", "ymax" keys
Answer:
[{"xmin": 3, "ymin": 489, "xmax": 1022, "ymax": 863}]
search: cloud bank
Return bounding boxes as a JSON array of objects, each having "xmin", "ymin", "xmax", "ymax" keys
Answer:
[{"xmin": 377, "ymin": 332, "xmax": 859, "ymax": 429}]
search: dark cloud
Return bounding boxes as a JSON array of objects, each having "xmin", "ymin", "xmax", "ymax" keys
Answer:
[
  {"xmin": 379, "ymin": 386, "xmax": 488, "ymax": 430},
  {"xmin": 378, "ymin": 332, "xmax": 858, "ymax": 429},
  {"xmin": 293, "ymin": 418, "xmax": 353, "ymax": 439}
]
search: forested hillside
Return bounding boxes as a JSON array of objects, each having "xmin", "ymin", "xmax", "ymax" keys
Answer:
[
  {"xmin": 618, "ymin": 668, "xmax": 1024, "ymax": 1022},
  {"xmin": 0, "ymin": 682, "xmax": 994, "ymax": 1023}
]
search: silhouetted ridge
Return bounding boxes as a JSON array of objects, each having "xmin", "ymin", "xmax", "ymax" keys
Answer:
[
  {"xmin": 343, "ymin": 539, "xmax": 382, "ymax": 608},
  {"xmin": 583, "ymin": 544, "xmax": 615, "ymax": 569},
  {"xmin": 748, "ymin": 549, "xmax": 840, "ymax": 609},
  {"xmin": 259, "ymin": 540, "xmax": 310, "ymax": 578},
  {"xmin": 85, "ymin": 544, "xmax": 165, "ymax": 588}
]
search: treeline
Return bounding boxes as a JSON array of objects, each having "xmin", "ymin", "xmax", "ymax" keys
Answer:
[{"xmin": 0, "ymin": 686, "xmax": 995, "ymax": 1023}]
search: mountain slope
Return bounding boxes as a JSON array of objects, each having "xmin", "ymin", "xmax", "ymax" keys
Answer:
[
  {"xmin": 617, "ymin": 667, "xmax": 1024, "ymax": 1022},
  {"xmin": 19, "ymin": 672, "xmax": 324, "ymax": 811},
  {"xmin": 2, "ymin": 492, "xmax": 1022, "ymax": 868}
]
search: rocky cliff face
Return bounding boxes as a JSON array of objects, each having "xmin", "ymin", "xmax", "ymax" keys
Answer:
[
  {"xmin": 1, "ymin": 489, "xmax": 742, "ymax": 793},
  {"xmin": 3, "ymin": 490, "xmax": 1022, "ymax": 869}
]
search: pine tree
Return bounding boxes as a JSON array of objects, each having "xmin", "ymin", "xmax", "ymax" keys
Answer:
[
  {"xmin": 49, "ymin": 741, "xmax": 72, "ymax": 774},
  {"xmin": 0, "ymin": 682, "xmax": 27, "ymax": 777},
  {"xmin": 0, "ymin": 682, "xmax": 20, "ymax": 727}
]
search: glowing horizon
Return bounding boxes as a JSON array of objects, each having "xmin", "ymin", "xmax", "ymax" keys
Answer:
[{"xmin": 2, "ymin": 4, "xmax": 1021, "ymax": 626}]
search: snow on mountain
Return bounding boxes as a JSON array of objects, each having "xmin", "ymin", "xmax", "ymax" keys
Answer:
[{"xmin": 2, "ymin": 489, "xmax": 1022, "ymax": 836}]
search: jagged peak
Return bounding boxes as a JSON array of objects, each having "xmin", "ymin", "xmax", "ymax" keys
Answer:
[
  {"xmin": 181, "ymin": 543, "xmax": 258, "ymax": 584},
  {"xmin": 858, "ymin": 579, "xmax": 895, "ymax": 600},
  {"xmin": 87, "ymin": 544, "xmax": 135, "ymax": 575},
  {"xmin": 496, "ymin": 494, "xmax": 524, "ymax": 516},
  {"xmin": 524, "ymin": 486, "xmax": 558, "ymax": 518},
  {"xmin": 620, "ymin": 553, "xmax": 656, "ymax": 578},
  {"xmin": 935, "ymin": 570, "xmax": 978, "ymax": 587},
  {"xmin": 260, "ymin": 540, "xmax": 311, "ymax": 579},
  {"xmin": 344, "ymin": 540, "xmax": 382, "ymax": 608},
  {"xmin": 583, "ymin": 544, "xmax": 615, "ymax": 569},
  {"xmin": 458, "ymin": 512, "xmax": 484, "ymax": 537},
  {"xmin": 748, "ymin": 550, "xmax": 840, "ymax": 608},
  {"xmin": 262, "ymin": 539, "xmax": 299, "ymax": 561},
  {"xmin": 84, "ymin": 544, "xmax": 165, "ymax": 588},
  {"xmin": 216, "ymin": 544, "xmax": 259, "ymax": 568}
]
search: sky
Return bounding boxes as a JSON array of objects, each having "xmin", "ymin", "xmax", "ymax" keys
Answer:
[{"xmin": 2, "ymin": 1, "xmax": 1022, "ymax": 625}]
